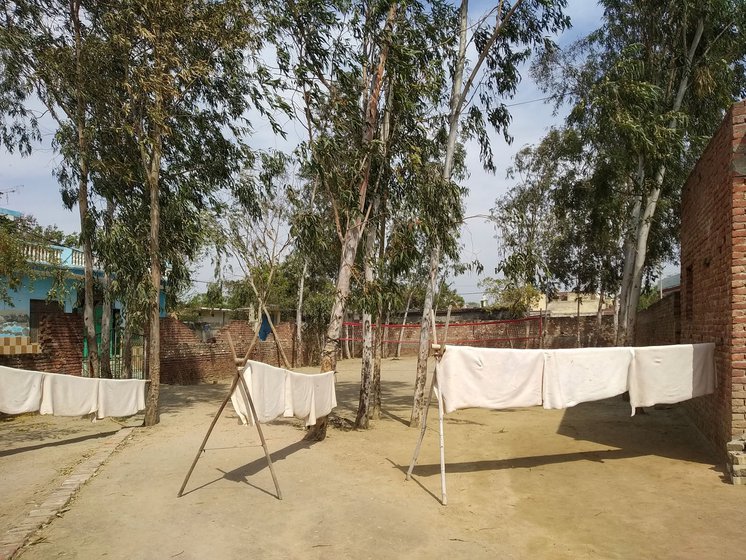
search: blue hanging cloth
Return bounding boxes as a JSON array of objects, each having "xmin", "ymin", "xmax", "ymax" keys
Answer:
[{"xmin": 258, "ymin": 313, "xmax": 272, "ymax": 341}]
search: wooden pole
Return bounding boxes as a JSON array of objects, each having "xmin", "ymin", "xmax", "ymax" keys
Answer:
[
  {"xmin": 406, "ymin": 374, "xmax": 435, "ymax": 481},
  {"xmin": 177, "ymin": 372, "xmax": 241, "ymax": 497},
  {"xmin": 435, "ymin": 374, "xmax": 447, "ymax": 506},
  {"xmin": 238, "ymin": 373, "xmax": 283, "ymax": 500},
  {"xmin": 443, "ymin": 305, "xmax": 452, "ymax": 345},
  {"xmin": 262, "ymin": 304, "xmax": 292, "ymax": 369},
  {"xmin": 178, "ymin": 331, "xmax": 282, "ymax": 499}
]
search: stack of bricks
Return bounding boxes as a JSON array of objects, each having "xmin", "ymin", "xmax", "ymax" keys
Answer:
[{"xmin": 727, "ymin": 436, "xmax": 746, "ymax": 484}]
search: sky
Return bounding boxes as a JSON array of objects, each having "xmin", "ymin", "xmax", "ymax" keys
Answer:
[{"xmin": 0, "ymin": 1, "xmax": 605, "ymax": 303}]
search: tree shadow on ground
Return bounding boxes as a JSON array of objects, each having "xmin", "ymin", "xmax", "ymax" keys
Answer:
[
  {"xmin": 0, "ymin": 429, "xmax": 120, "ymax": 457},
  {"xmin": 333, "ymin": 378, "xmax": 415, "ymax": 427},
  {"xmin": 158, "ymin": 382, "xmax": 234, "ymax": 418}
]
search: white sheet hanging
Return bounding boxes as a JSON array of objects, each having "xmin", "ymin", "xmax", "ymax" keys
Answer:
[
  {"xmin": 542, "ymin": 347, "xmax": 634, "ymax": 409},
  {"xmin": 284, "ymin": 370, "xmax": 337, "ymax": 426},
  {"xmin": 97, "ymin": 378, "xmax": 146, "ymax": 419},
  {"xmin": 230, "ymin": 360, "xmax": 337, "ymax": 426},
  {"xmin": 435, "ymin": 345, "xmax": 545, "ymax": 413},
  {"xmin": 231, "ymin": 361, "xmax": 287, "ymax": 425},
  {"xmin": 0, "ymin": 365, "xmax": 44, "ymax": 414},
  {"xmin": 40, "ymin": 372, "xmax": 100, "ymax": 417},
  {"xmin": 628, "ymin": 343, "xmax": 716, "ymax": 414}
]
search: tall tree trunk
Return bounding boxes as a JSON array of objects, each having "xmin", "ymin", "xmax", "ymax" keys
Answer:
[
  {"xmin": 410, "ymin": 244, "xmax": 439, "ymax": 427},
  {"xmin": 100, "ymin": 271, "xmax": 112, "ymax": 378},
  {"xmin": 411, "ymin": 0, "xmax": 467, "ymax": 426},
  {"xmin": 99, "ymin": 199, "xmax": 115, "ymax": 379},
  {"xmin": 371, "ymin": 304, "xmax": 384, "ymax": 420},
  {"xmin": 122, "ymin": 319, "xmax": 133, "ymax": 379},
  {"xmin": 343, "ymin": 311, "xmax": 351, "ymax": 359},
  {"xmin": 320, "ymin": 220, "xmax": 364, "ymax": 372},
  {"xmin": 576, "ymin": 290, "xmax": 581, "ymax": 348},
  {"xmin": 595, "ymin": 287, "xmax": 604, "ymax": 346},
  {"xmin": 619, "ymin": 18, "xmax": 704, "ymax": 345},
  {"xmin": 295, "ymin": 260, "xmax": 307, "ymax": 367},
  {"xmin": 356, "ymin": 202, "xmax": 377, "ymax": 429},
  {"xmin": 143, "ymin": 112, "xmax": 163, "ymax": 426},
  {"xmin": 72, "ymin": 0, "xmax": 99, "ymax": 379}
]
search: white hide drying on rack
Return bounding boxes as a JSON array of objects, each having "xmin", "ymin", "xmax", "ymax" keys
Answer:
[
  {"xmin": 435, "ymin": 345, "xmax": 545, "ymax": 413},
  {"xmin": 231, "ymin": 360, "xmax": 337, "ymax": 426}
]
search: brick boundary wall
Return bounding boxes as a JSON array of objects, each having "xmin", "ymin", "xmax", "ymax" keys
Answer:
[
  {"xmin": 346, "ymin": 315, "xmax": 618, "ymax": 359},
  {"xmin": 635, "ymin": 292, "xmax": 681, "ymax": 347},
  {"xmin": 678, "ymin": 100, "xmax": 746, "ymax": 458},
  {"xmin": 159, "ymin": 317, "xmax": 297, "ymax": 384},
  {"xmin": 0, "ymin": 312, "xmax": 84, "ymax": 375}
]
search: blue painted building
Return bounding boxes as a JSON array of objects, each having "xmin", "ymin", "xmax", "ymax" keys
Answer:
[{"xmin": 0, "ymin": 207, "xmax": 166, "ymax": 343}]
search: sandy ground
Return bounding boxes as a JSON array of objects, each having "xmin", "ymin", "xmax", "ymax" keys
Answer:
[{"xmin": 3, "ymin": 356, "xmax": 746, "ymax": 559}]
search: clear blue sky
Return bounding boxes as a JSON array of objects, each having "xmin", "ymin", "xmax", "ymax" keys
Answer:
[{"xmin": 0, "ymin": 1, "xmax": 605, "ymax": 301}]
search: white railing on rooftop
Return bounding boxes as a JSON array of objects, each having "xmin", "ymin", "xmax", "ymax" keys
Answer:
[
  {"xmin": 23, "ymin": 243, "xmax": 86, "ymax": 269},
  {"xmin": 23, "ymin": 244, "xmax": 63, "ymax": 264}
]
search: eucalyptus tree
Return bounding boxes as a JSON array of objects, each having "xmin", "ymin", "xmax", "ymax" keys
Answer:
[
  {"xmin": 273, "ymin": 0, "xmax": 456, "ymax": 436},
  {"xmin": 218, "ymin": 152, "xmax": 296, "ymax": 367},
  {"xmin": 534, "ymin": 0, "xmax": 746, "ymax": 344},
  {"xmin": 94, "ymin": 0, "xmax": 287, "ymax": 425},
  {"xmin": 1, "ymin": 0, "xmax": 115, "ymax": 377},
  {"xmin": 410, "ymin": 0, "xmax": 570, "ymax": 427}
]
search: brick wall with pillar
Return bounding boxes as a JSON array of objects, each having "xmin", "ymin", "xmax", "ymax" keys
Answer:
[{"xmin": 680, "ymin": 100, "xmax": 746, "ymax": 465}]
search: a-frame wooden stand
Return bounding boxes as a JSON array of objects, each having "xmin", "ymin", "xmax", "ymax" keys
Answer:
[{"xmin": 177, "ymin": 331, "xmax": 282, "ymax": 499}]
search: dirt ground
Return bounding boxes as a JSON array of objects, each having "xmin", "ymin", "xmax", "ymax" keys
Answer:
[{"xmin": 3, "ymin": 356, "xmax": 746, "ymax": 559}]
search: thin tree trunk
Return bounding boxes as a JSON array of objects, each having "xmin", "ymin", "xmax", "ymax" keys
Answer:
[
  {"xmin": 382, "ymin": 303, "xmax": 390, "ymax": 359},
  {"xmin": 99, "ymin": 199, "xmax": 115, "ymax": 379},
  {"xmin": 72, "ymin": 0, "xmax": 99, "ymax": 380},
  {"xmin": 295, "ymin": 260, "xmax": 307, "ymax": 367},
  {"xmin": 595, "ymin": 289, "xmax": 604, "ymax": 346},
  {"xmin": 411, "ymin": 0, "xmax": 467, "ymax": 426},
  {"xmin": 143, "ymin": 117, "xmax": 163, "ymax": 426},
  {"xmin": 343, "ymin": 311, "xmax": 351, "ymax": 359},
  {"xmin": 320, "ymin": 220, "xmax": 363, "ymax": 372},
  {"xmin": 356, "ymin": 202, "xmax": 377, "ymax": 429},
  {"xmin": 620, "ymin": 18, "xmax": 704, "ymax": 345},
  {"xmin": 100, "ymin": 271, "xmax": 112, "ymax": 378},
  {"xmin": 411, "ymin": 244, "xmax": 439, "ymax": 427},
  {"xmin": 122, "ymin": 319, "xmax": 133, "ymax": 379},
  {"xmin": 576, "ymin": 291, "xmax": 581, "ymax": 348},
  {"xmin": 371, "ymin": 306, "xmax": 383, "ymax": 420},
  {"xmin": 395, "ymin": 289, "xmax": 412, "ymax": 359}
]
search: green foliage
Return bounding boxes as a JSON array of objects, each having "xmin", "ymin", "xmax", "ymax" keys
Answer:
[
  {"xmin": 479, "ymin": 277, "xmax": 540, "ymax": 318},
  {"xmin": 637, "ymin": 285, "xmax": 660, "ymax": 311}
]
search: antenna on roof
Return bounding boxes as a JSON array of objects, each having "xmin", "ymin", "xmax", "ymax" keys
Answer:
[{"xmin": 0, "ymin": 185, "xmax": 23, "ymax": 204}]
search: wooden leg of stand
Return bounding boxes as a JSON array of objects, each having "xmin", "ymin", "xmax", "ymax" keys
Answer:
[
  {"xmin": 406, "ymin": 375, "xmax": 436, "ymax": 481},
  {"xmin": 240, "ymin": 376, "xmax": 283, "ymax": 500},
  {"xmin": 436, "ymin": 382, "xmax": 447, "ymax": 506},
  {"xmin": 178, "ymin": 373, "xmax": 241, "ymax": 497}
]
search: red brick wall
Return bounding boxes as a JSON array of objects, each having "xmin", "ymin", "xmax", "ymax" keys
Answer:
[
  {"xmin": 0, "ymin": 312, "xmax": 83, "ymax": 375},
  {"xmin": 635, "ymin": 292, "xmax": 681, "ymax": 346},
  {"xmin": 679, "ymin": 101, "xmax": 744, "ymax": 455},
  {"xmin": 159, "ymin": 318, "xmax": 297, "ymax": 384},
  {"xmin": 348, "ymin": 315, "xmax": 617, "ymax": 359}
]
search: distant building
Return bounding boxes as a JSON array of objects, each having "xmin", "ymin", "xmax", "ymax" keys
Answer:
[
  {"xmin": 0, "ymin": 208, "xmax": 165, "ymax": 365},
  {"xmin": 532, "ymin": 291, "xmax": 614, "ymax": 317}
]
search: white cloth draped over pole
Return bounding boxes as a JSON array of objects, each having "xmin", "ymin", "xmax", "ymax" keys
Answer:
[
  {"xmin": 229, "ymin": 360, "xmax": 337, "ymax": 427},
  {"xmin": 0, "ymin": 365, "xmax": 146, "ymax": 418},
  {"xmin": 407, "ymin": 342, "xmax": 716, "ymax": 505}
]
